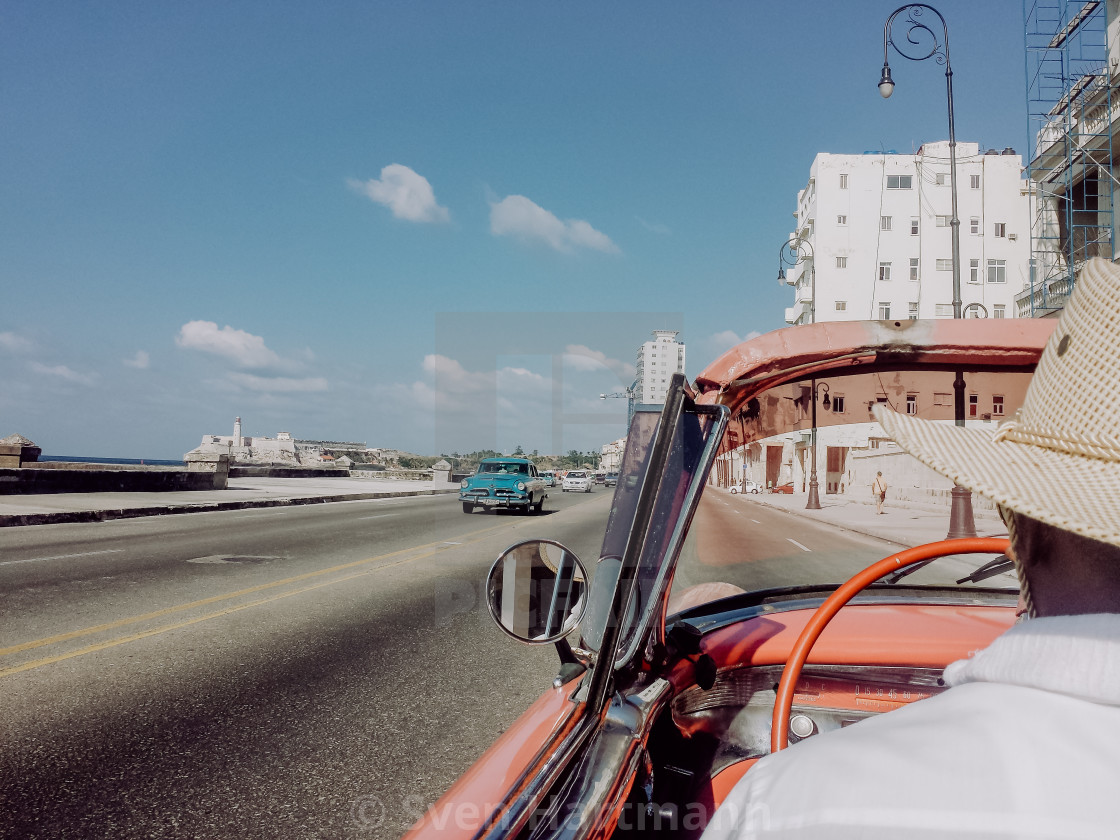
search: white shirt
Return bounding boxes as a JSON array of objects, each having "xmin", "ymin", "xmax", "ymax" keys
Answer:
[{"xmin": 702, "ymin": 614, "xmax": 1120, "ymax": 839}]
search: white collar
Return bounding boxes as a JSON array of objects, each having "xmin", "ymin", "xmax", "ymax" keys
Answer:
[{"xmin": 943, "ymin": 613, "xmax": 1120, "ymax": 705}]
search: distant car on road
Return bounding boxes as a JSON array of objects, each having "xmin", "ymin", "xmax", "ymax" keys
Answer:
[
  {"xmin": 460, "ymin": 457, "xmax": 547, "ymax": 514},
  {"xmin": 730, "ymin": 479, "xmax": 762, "ymax": 494},
  {"xmin": 605, "ymin": 473, "xmax": 618, "ymax": 487},
  {"xmin": 593, "ymin": 473, "xmax": 606, "ymax": 485},
  {"xmin": 540, "ymin": 471, "xmax": 556, "ymax": 487},
  {"xmin": 562, "ymin": 470, "xmax": 592, "ymax": 493},
  {"xmin": 770, "ymin": 482, "xmax": 795, "ymax": 494}
]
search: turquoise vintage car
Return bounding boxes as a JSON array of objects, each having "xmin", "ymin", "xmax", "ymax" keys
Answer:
[{"xmin": 459, "ymin": 457, "xmax": 548, "ymax": 514}]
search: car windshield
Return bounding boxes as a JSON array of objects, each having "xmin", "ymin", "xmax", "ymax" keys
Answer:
[
  {"xmin": 480, "ymin": 462, "xmax": 527, "ymax": 475},
  {"xmin": 579, "ymin": 320, "xmax": 1051, "ymax": 667}
]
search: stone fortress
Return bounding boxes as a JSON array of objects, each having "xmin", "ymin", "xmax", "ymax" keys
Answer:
[{"xmin": 186, "ymin": 417, "xmax": 399, "ymax": 468}]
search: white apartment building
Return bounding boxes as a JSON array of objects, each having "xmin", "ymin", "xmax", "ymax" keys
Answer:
[
  {"xmin": 634, "ymin": 330, "xmax": 686, "ymax": 405},
  {"xmin": 784, "ymin": 142, "xmax": 1031, "ymax": 326}
]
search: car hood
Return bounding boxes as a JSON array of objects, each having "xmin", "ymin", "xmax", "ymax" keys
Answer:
[{"xmin": 465, "ymin": 474, "xmax": 527, "ymax": 486}]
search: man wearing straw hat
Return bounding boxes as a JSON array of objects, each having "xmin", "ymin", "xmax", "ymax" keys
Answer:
[{"xmin": 704, "ymin": 258, "xmax": 1120, "ymax": 838}]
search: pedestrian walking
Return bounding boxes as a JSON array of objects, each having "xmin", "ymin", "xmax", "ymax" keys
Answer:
[{"xmin": 872, "ymin": 470, "xmax": 887, "ymax": 514}]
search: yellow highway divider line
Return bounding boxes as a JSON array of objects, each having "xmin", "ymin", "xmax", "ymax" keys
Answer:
[
  {"xmin": 0, "ymin": 542, "xmax": 459, "ymax": 678},
  {"xmin": 0, "ymin": 519, "xmax": 514, "ymax": 663}
]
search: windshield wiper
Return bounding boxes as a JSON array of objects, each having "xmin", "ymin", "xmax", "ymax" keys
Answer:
[
  {"xmin": 881, "ymin": 553, "xmax": 1015, "ymax": 586},
  {"xmin": 955, "ymin": 554, "xmax": 1015, "ymax": 585}
]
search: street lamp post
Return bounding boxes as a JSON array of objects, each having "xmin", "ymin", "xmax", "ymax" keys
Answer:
[
  {"xmin": 879, "ymin": 3, "xmax": 976, "ymax": 539},
  {"xmin": 778, "ymin": 236, "xmax": 824, "ymax": 509}
]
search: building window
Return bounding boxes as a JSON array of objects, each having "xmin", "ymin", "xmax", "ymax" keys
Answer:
[
  {"xmin": 993, "ymin": 395, "xmax": 1005, "ymax": 416},
  {"xmin": 969, "ymin": 394, "xmax": 979, "ymax": 418},
  {"xmin": 909, "ymin": 301, "xmax": 919, "ymax": 319},
  {"xmin": 831, "ymin": 395, "xmax": 845, "ymax": 413},
  {"xmin": 878, "ymin": 302, "xmax": 891, "ymax": 319},
  {"xmin": 881, "ymin": 216, "xmax": 892, "ymax": 231},
  {"xmin": 906, "ymin": 394, "xmax": 918, "ymax": 415},
  {"xmin": 993, "ymin": 304, "xmax": 1006, "ymax": 319},
  {"xmin": 935, "ymin": 303, "xmax": 954, "ymax": 317},
  {"xmin": 936, "ymin": 215, "xmax": 951, "ymax": 227},
  {"xmin": 836, "ymin": 256, "xmax": 847, "ymax": 268},
  {"xmin": 936, "ymin": 172, "xmax": 948, "ymax": 185},
  {"xmin": 934, "ymin": 392, "xmax": 952, "ymax": 406},
  {"xmin": 835, "ymin": 300, "xmax": 847, "ymax": 311},
  {"xmin": 994, "ymin": 222, "xmax": 1006, "ymax": 237},
  {"xmin": 970, "ymin": 217, "xmax": 980, "ymax": 235},
  {"xmin": 879, "ymin": 262, "xmax": 892, "ymax": 282},
  {"xmin": 887, "ymin": 174, "xmax": 913, "ymax": 189},
  {"xmin": 970, "ymin": 258, "xmax": 980, "ymax": 283},
  {"xmin": 837, "ymin": 214, "xmax": 847, "ymax": 226},
  {"xmin": 840, "ymin": 173, "xmax": 849, "ymax": 189},
  {"xmin": 936, "ymin": 259, "xmax": 953, "ymax": 271},
  {"xmin": 987, "ymin": 259, "xmax": 1007, "ymax": 283},
  {"xmin": 970, "ymin": 173, "xmax": 981, "ymax": 189},
  {"xmin": 910, "ymin": 258, "xmax": 919, "ymax": 281}
]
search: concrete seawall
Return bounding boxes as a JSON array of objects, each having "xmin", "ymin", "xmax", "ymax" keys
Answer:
[{"xmin": 0, "ymin": 454, "xmax": 232, "ymax": 495}]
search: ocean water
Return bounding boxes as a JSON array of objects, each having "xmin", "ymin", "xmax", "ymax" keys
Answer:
[{"xmin": 40, "ymin": 455, "xmax": 184, "ymax": 467}]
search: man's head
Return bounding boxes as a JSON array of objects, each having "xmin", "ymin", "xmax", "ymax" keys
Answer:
[
  {"xmin": 1003, "ymin": 509, "xmax": 1120, "ymax": 617},
  {"xmin": 874, "ymin": 257, "xmax": 1120, "ymax": 616}
]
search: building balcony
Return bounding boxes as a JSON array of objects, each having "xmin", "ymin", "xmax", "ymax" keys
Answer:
[
  {"xmin": 1015, "ymin": 272, "xmax": 1073, "ymax": 317},
  {"xmin": 784, "ymin": 302, "xmax": 811, "ymax": 325}
]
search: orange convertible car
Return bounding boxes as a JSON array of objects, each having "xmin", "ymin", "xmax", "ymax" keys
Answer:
[{"xmin": 405, "ymin": 317, "xmax": 1054, "ymax": 840}]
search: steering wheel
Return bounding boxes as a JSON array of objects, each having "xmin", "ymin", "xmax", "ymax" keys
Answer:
[{"xmin": 771, "ymin": 537, "xmax": 1011, "ymax": 753}]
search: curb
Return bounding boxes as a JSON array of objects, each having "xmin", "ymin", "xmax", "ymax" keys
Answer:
[{"xmin": 0, "ymin": 488, "xmax": 460, "ymax": 528}]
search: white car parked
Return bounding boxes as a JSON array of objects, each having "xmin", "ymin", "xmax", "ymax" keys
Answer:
[
  {"xmin": 729, "ymin": 479, "xmax": 762, "ymax": 494},
  {"xmin": 562, "ymin": 470, "xmax": 593, "ymax": 492}
]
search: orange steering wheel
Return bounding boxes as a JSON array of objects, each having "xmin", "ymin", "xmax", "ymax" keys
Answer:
[{"xmin": 770, "ymin": 537, "xmax": 1011, "ymax": 753}]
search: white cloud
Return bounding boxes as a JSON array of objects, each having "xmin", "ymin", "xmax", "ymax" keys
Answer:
[
  {"xmin": 227, "ymin": 372, "xmax": 328, "ymax": 393},
  {"xmin": 563, "ymin": 345, "xmax": 634, "ymax": 379},
  {"xmin": 175, "ymin": 321, "xmax": 289, "ymax": 371},
  {"xmin": 30, "ymin": 362, "xmax": 97, "ymax": 386},
  {"xmin": 489, "ymin": 195, "xmax": 619, "ymax": 254},
  {"xmin": 0, "ymin": 331, "xmax": 32, "ymax": 353},
  {"xmin": 706, "ymin": 329, "xmax": 762, "ymax": 358},
  {"xmin": 417, "ymin": 354, "xmax": 548, "ymax": 412},
  {"xmin": 348, "ymin": 164, "xmax": 450, "ymax": 223},
  {"xmin": 123, "ymin": 350, "xmax": 150, "ymax": 369}
]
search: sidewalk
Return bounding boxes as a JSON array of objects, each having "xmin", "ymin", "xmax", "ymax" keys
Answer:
[
  {"xmin": 727, "ymin": 487, "xmax": 1008, "ymax": 548},
  {"xmin": 0, "ymin": 476, "xmax": 461, "ymax": 527}
]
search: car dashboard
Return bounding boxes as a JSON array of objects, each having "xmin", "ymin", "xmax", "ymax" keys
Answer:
[{"xmin": 672, "ymin": 662, "xmax": 945, "ymax": 776}]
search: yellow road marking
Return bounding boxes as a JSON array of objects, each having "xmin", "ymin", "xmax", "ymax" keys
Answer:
[
  {"xmin": 0, "ymin": 546, "xmax": 442, "ymax": 678},
  {"xmin": 0, "ymin": 519, "xmax": 512, "ymax": 662}
]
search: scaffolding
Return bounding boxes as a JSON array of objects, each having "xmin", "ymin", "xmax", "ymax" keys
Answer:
[{"xmin": 1023, "ymin": 0, "xmax": 1116, "ymax": 316}]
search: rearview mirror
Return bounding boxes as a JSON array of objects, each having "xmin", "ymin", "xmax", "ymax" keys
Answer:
[{"xmin": 486, "ymin": 540, "xmax": 588, "ymax": 644}]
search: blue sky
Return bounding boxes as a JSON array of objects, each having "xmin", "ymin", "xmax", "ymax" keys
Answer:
[{"xmin": 1, "ymin": 1, "xmax": 1029, "ymax": 459}]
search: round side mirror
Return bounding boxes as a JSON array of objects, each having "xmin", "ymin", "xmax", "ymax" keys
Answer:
[{"xmin": 486, "ymin": 540, "xmax": 588, "ymax": 644}]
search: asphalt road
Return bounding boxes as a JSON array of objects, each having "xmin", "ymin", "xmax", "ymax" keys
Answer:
[
  {"xmin": 0, "ymin": 488, "xmax": 610, "ymax": 840},
  {"xmin": 0, "ymin": 486, "xmax": 963, "ymax": 839}
]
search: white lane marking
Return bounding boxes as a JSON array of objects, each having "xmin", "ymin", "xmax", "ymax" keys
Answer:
[
  {"xmin": 357, "ymin": 514, "xmax": 400, "ymax": 520},
  {"xmin": 787, "ymin": 539, "xmax": 812, "ymax": 553},
  {"xmin": 2, "ymin": 549, "xmax": 125, "ymax": 567},
  {"xmin": 751, "ymin": 519, "xmax": 761, "ymax": 524}
]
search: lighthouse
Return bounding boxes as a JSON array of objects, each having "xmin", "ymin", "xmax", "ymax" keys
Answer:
[{"xmin": 234, "ymin": 417, "xmax": 243, "ymax": 448}]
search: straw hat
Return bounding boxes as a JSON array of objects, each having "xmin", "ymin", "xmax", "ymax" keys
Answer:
[{"xmin": 874, "ymin": 257, "xmax": 1120, "ymax": 549}]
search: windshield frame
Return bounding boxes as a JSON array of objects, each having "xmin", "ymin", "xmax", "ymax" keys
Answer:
[{"xmin": 581, "ymin": 374, "xmax": 728, "ymax": 714}]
